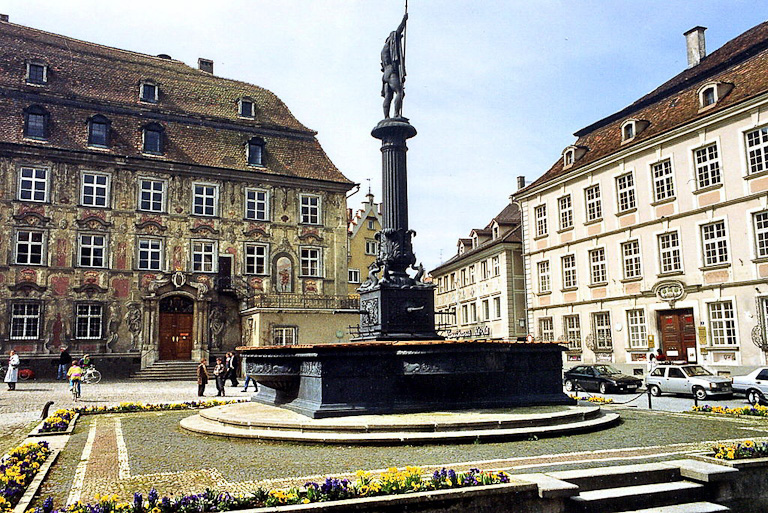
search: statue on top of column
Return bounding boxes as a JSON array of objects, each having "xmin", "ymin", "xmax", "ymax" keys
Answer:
[{"xmin": 381, "ymin": 13, "xmax": 408, "ymax": 119}]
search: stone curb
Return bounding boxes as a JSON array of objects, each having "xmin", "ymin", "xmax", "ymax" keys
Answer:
[
  {"xmin": 13, "ymin": 449, "xmax": 60, "ymax": 513},
  {"xmin": 28, "ymin": 413, "xmax": 80, "ymax": 437}
]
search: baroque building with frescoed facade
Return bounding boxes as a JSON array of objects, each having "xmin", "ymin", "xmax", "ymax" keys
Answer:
[
  {"xmin": 431, "ymin": 198, "xmax": 527, "ymax": 341},
  {"xmin": 0, "ymin": 16, "xmax": 356, "ymax": 374},
  {"xmin": 514, "ymin": 22, "xmax": 768, "ymax": 374}
]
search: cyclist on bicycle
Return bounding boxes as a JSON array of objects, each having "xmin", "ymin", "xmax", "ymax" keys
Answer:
[{"xmin": 67, "ymin": 360, "xmax": 83, "ymax": 401}]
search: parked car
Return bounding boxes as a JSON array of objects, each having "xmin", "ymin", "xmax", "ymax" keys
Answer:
[
  {"xmin": 645, "ymin": 364, "xmax": 732, "ymax": 400},
  {"xmin": 732, "ymin": 367, "xmax": 768, "ymax": 405},
  {"xmin": 563, "ymin": 364, "xmax": 643, "ymax": 394}
]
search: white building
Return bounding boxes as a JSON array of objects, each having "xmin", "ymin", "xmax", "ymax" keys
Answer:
[
  {"xmin": 514, "ymin": 22, "xmax": 768, "ymax": 374},
  {"xmin": 432, "ymin": 201, "xmax": 527, "ymax": 340}
]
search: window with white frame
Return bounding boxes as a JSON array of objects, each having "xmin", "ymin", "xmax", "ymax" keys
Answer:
[
  {"xmin": 493, "ymin": 296, "xmax": 501, "ymax": 319},
  {"xmin": 708, "ymin": 301, "xmax": 737, "ymax": 345},
  {"xmin": 140, "ymin": 81, "xmax": 158, "ymax": 103},
  {"xmin": 658, "ymin": 232, "xmax": 682, "ymax": 274},
  {"xmin": 138, "ymin": 178, "xmax": 166, "ymax": 212},
  {"xmin": 481, "ymin": 260, "xmax": 488, "ymax": 280},
  {"xmin": 626, "ymin": 309, "xmax": 648, "ymax": 349},
  {"xmin": 700, "ymin": 86, "xmax": 716, "ymax": 107},
  {"xmin": 616, "ymin": 172, "xmax": 636, "ymax": 213},
  {"xmin": 18, "ymin": 166, "xmax": 49, "ymax": 202},
  {"xmin": 562, "ymin": 254, "xmax": 577, "ymax": 289},
  {"xmin": 80, "ymin": 171, "xmax": 110, "ymax": 208},
  {"xmin": 754, "ymin": 211, "xmax": 768, "ymax": 259},
  {"xmin": 365, "ymin": 240, "xmax": 378, "ymax": 255},
  {"xmin": 621, "ymin": 240, "xmax": 642, "ymax": 279},
  {"xmin": 15, "ymin": 230, "xmax": 45, "ymax": 265},
  {"xmin": 348, "ymin": 268, "xmax": 360, "ymax": 284},
  {"xmin": 191, "ymin": 240, "xmax": 217, "ymax": 273},
  {"xmin": 492, "ymin": 256, "xmax": 500, "ymax": 276},
  {"xmin": 300, "ymin": 194, "xmax": 321, "ymax": 225},
  {"xmin": 534, "ymin": 204, "xmax": 548, "ymax": 237},
  {"xmin": 300, "ymin": 246, "xmax": 322, "ymax": 277},
  {"xmin": 694, "ymin": 143, "xmax": 722, "ymax": 189},
  {"xmin": 651, "ymin": 159, "xmax": 675, "ymax": 202},
  {"xmin": 564, "ymin": 315, "xmax": 581, "ymax": 350},
  {"xmin": 482, "ymin": 299, "xmax": 490, "ymax": 321},
  {"xmin": 26, "ymin": 62, "xmax": 47, "ymax": 84},
  {"xmin": 75, "ymin": 304, "xmax": 103, "ymax": 339},
  {"xmin": 558, "ymin": 195, "xmax": 573, "ymax": 230},
  {"xmin": 537, "ymin": 260, "xmax": 550, "ymax": 293},
  {"xmin": 367, "ymin": 219, "xmax": 376, "ymax": 230},
  {"xmin": 239, "ymin": 98, "xmax": 254, "ymax": 118},
  {"xmin": 78, "ymin": 234, "xmax": 107, "ymax": 268},
  {"xmin": 701, "ymin": 220, "xmax": 729, "ymax": 266},
  {"xmin": 137, "ymin": 237, "xmax": 163, "ymax": 271},
  {"xmin": 468, "ymin": 265, "xmax": 476, "ymax": 284},
  {"xmin": 10, "ymin": 303, "xmax": 40, "ymax": 340},
  {"xmin": 460, "ymin": 269, "xmax": 467, "ymax": 286},
  {"xmin": 592, "ymin": 312, "xmax": 612, "ymax": 350},
  {"xmin": 589, "ymin": 248, "xmax": 607, "ymax": 284},
  {"xmin": 584, "ymin": 184, "xmax": 602, "ymax": 222},
  {"xmin": 746, "ymin": 127, "xmax": 768, "ymax": 175},
  {"xmin": 244, "ymin": 243, "xmax": 268, "ymax": 275},
  {"xmin": 539, "ymin": 317, "xmax": 554, "ymax": 342},
  {"xmin": 469, "ymin": 302, "xmax": 477, "ymax": 323},
  {"xmin": 192, "ymin": 183, "xmax": 218, "ymax": 216},
  {"xmin": 244, "ymin": 188, "xmax": 269, "ymax": 221},
  {"xmin": 273, "ymin": 326, "xmax": 297, "ymax": 346}
]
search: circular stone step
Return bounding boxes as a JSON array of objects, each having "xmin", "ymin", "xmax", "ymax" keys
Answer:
[{"xmin": 179, "ymin": 402, "xmax": 620, "ymax": 445}]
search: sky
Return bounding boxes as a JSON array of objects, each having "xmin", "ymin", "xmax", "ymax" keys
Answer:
[{"xmin": 4, "ymin": 1, "xmax": 768, "ymax": 271}]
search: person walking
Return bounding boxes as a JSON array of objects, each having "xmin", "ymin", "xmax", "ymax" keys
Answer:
[
  {"xmin": 57, "ymin": 347, "xmax": 72, "ymax": 380},
  {"xmin": 226, "ymin": 351, "xmax": 239, "ymax": 387},
  {"xmin": 4, "ymin": 350, "xmax": 19, "ymax": 390},
  {"xmin": 213, "ymin": 357, "xmax": 226, "ymax": 397},
  {"xmin": 67, "ymin": 360, "xmax": 83, "ymax": 401},
  {"xmin": 197, "ymin": 358, "xmax": 209, "ymax": 397}
]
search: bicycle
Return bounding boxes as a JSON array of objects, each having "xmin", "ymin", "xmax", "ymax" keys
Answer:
[
  {"xmin": 81, "ymin": 365, "xmax": 101, "ymax": 384},
  {"xmin": 70, "ymin": 379, "xmax": 81, "ymax": 401}
]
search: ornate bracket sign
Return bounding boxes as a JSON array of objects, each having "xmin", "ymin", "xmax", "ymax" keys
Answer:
[{"xmin": 653, "ymin": 280, "xmax": 686, "ymax": 306}]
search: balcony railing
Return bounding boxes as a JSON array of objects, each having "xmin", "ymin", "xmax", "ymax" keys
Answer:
[{"xmin": 245, "ymin": 294, "xmax": 359, "ymax": 311}]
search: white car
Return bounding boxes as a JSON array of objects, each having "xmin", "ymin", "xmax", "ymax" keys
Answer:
[
  {"xmin": 645, "ymin": 364, "xmax": 732, "ymax": 401},
  {"xmin": 732, "ymin": 367, "xmax": 768, "ymax": 405}
]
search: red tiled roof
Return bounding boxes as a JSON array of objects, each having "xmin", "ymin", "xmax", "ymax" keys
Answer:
[
  {"xmin": 520, "ymin": 20, "xmax": 768, "ymax": 194},
  {"xmin": 0, "ymin": 20, "xmax": 353, "ymax": 186}
]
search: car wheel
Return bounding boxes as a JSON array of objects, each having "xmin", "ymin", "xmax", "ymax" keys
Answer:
[
  {"xmin": 599, "ymin": 382, "xmax": 608, "ymax": 394},
  {"xmin": 564, "ymin": 380, "xmax": 574, "ymax": 392},
  {"xmin": 693, "ymin": 387, "xmax": 707, "ymax": 401},
  {"xmin": 748, "ymin": 389, "xmax": 763, "ymax": 406},
  {"xmin": 649, "ymin": 385, "xmax": 661, "ymax": 397}
]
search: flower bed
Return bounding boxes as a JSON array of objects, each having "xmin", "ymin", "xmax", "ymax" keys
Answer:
[
  {"xmin": 711, "ymin": 440, "xmax": 768, "ymax": 460},
  {"xmin": 569, "ymin": 394, "xmax": 613, "ymax": 404},
  {"xmin": 38, "ymin": 400, "xmax": 245, "ymax": 433},
  {"xmin": 33, "ymin": 467, "xmax": 511, "ymax": 512},
  {"xmin": 0, "ymin": 441, "xmax": 51, "ymax": 513},
  {"xmin": 692, "ymin": 404, "xmax": 768, "ymax": 417}
]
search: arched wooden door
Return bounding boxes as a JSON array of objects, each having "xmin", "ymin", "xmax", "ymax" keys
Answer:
[{"xmin": 159, "ymin": 296, "xmax": 194, "ymax": 360}]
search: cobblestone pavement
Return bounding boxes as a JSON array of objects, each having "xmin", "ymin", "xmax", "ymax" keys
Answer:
[
  {"xmin": 29, "ymin": 402, "xmax": 768, "ymax": 508},
  {"xmin": 0, "ymin": 379, "xmax": 252, "ymax": 441}
]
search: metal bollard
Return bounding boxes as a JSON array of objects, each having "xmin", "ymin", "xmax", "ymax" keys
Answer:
[
  {"xmin": 647, "ymin": 388, "xmax": 652, "ymax": 410},
  {"xmin": 693, "ymin": 394, "xmax": 698, "ymax": 408}
]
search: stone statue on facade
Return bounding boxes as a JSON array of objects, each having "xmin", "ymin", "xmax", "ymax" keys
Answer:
[
  {"xmin": 125, "ymin": 302, "xmax": 142, "ymax": 351},
  {"xmin": 381, "ymin": 13, "xmax": 408, "ymax": 119},
  {"xmin": 209, "ymin": 304, "xmax": 225, "ymax": 350}
]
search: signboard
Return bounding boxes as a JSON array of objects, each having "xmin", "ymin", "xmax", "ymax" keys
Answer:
[{"xmin": 697, "ymin": 326, "xmax": 708, "ymax": 346}]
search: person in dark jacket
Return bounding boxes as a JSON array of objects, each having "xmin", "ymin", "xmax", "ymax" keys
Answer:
[
  {"xmin": 226, "ymin": 351, "xmax": 239, "ymax": 387},
  {"xmin": 196, "ymin": 358, "xmax": 209, "ymax": 397},
  {"xmin": 213, "ymin": 357, "xmax": 226, "ymax": 397},
  {"xmin": 57, "ymin": 347, "xmax": 72, "ymax": 380}
]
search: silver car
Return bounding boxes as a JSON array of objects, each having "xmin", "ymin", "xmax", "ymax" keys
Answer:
[
  {"xmin": 646, "ymin": 364, "xmax": 732, "ymax": 401},
  {"xmin": 732, "ymin": 367, "xmax": 768, "ymax": 405}
]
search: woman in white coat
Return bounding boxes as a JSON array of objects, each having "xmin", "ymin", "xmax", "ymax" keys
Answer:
[{"xmin": 5, "ymin": 350, "xmax": 19, "ymax": 390}]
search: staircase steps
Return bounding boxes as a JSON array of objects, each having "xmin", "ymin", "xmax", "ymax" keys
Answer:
[
  {"xmin": 543, "ymin": 460, "xmax": 733, "ymax": 513},
  {"xmin": 131, "ymin": 361, "xmax": 209, "ymax": 381}
]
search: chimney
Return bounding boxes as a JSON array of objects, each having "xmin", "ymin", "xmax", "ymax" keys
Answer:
[
  {"xmin": 516, "ymin": 176, "xmax": 526, "ymax": 190},
  {"xmin": 198, "ymin": 58, "xmax": 214, "ymax": 74},
  {"xmin": 684, "ymin": 26, "xmax": 707, "ymax": 68},
  {"xmin": 0, "ymin": 14, "xmax": 9, "ymax": 22}
]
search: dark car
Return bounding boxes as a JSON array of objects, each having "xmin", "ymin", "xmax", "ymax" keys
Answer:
[{"xmin": 564, "ymin": 364, "xmax": 643, "ymax": 394}]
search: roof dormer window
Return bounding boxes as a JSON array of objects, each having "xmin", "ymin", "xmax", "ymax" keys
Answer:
[
  {"xmin": 620, "ymin": 119, "xmax": 649, "ymax": 144},
  {"xmin": 140, "ymin": 81, "xmax": 158, "ymax": 103},
  {"xmin": 26, "ymin": 62, "xmax": 47, "ymax": 85},
  {"xmin": 247, "ymin": 137, "xmax": 265, "ymax": 166},
  {"xmin": 697, "ymin": 81, "xmax": 733, "ymax": 110},
  {"xmin": 472, "ymin": 234, "xmax": 479, "ymax": 248},
  {"xmin": 563, "ymin": 149, "xmax": 574, "ymax": 167},
  {"xmin": 239, "ymin": 98, "xmax": 255, "ymax": 118},
  {"xmin": 492, "ymin": 223, "xmax": 500, "ymax": 240},
  {"xmin": 562, "ymin": 145, "xmax": 587, "ymax": 169}
]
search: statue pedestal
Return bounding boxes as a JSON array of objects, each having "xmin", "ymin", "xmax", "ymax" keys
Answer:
[{"xmin": 357, "ymin": 285, "xmax": 440, "ymax": 341}]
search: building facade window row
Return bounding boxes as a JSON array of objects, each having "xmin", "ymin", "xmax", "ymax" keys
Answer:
[{"xmin": 436, "ymin": 255, "xmax": 501, "ymax": 293}]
